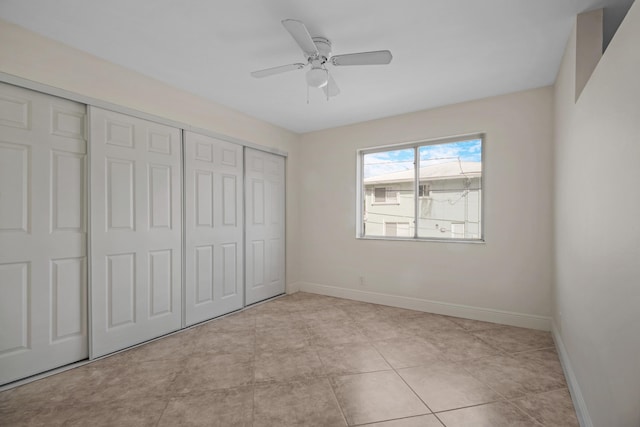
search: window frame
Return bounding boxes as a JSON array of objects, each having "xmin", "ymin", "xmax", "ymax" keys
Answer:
[
  {"xmin": 418, "ymin": 184, "xmax": 430, "ymax": 198},
  {"xmin": 356, "ymin": 133, "xmax": 485, "ymax": 243}
]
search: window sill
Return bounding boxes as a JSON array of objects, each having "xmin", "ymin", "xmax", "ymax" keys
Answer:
[
  {"xmin": 356, "ymin": 236, "xmax": 485, "ymax": 244},
  {"xmin": 371, "ymin": 202, "xmax": 400, "ymax": 206}
]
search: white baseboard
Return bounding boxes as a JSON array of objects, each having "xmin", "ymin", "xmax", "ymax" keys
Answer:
[
  {"xmin": 286, "ymin": 281, "xmax": 301, "ymax": 294},
  {"xmin": 296, "ymin": 282, "xmax": 551, "ymax": 331},
  {"xmin": 552, "ymin": 322, "xmax": 593, "ymax": 427}
]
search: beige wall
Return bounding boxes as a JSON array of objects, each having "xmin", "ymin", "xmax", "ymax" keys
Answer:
[
  {"xmin": 0, "ymin": 19, "xmax": 300, "ymax": 286},
  {"xmin": 298, "ymin": 87, "xmax": 554, "ymax": 318},
  {"xmin": 8, "ymin": 12, "xmax": 640, "ymax": 424},
  {"xmin": 553, "ymin": 3, "xmax": 640, "ymax": 426}
]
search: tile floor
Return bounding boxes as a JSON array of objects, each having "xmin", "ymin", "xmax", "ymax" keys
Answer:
[{"xmin": 0, "ymin": 292, "xmax": 579, "ymax": 426}]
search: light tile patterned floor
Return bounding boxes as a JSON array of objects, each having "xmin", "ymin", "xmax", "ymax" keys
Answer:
[{"xmin": 0, "ymin": 292, "xmax": 579, "ymax": 426}]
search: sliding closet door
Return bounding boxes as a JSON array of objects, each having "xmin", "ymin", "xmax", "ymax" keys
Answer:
[
  {"xmin": 89, "ymin": 107, "xmax": 182, "ymax": 358},
  {"xmin": 0, "ymin": 83, "xmax": 88, "ymax": 385},
  {"xmin": 245, "ymin": 148, "xmax": 285, "ymax": 305},
  {"xmin": 184, "ymin": 132, "xmax": 243, "ymax": 325}
]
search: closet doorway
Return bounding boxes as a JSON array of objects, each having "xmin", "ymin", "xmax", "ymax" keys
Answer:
[
  {"xmin": 244, "ymin": 148, "xmax": 286, "ymax": 305},
  {"xmin": 0, "ymin": 83, "xmax": 88, "ymax": 384}
]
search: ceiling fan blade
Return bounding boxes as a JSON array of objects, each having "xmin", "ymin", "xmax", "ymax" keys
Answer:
[
  {"xmin": 331, "ymin": 50, "xmax": 393, "ymax": 66},
  {"xmin": 323, "ymin": 73, "xmax": 340, "ymax": 98},
  {"xmin": 281, "ymin": 19, "xmax": 319, "ymax": 57},
  {"xmin": 250, "ymin": 63, "xmax": 306, "ymax": 78}
]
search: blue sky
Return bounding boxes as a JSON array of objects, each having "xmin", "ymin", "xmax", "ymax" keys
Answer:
[{"xmin": 364, "ymin": 139, "xmax": 481, "ymax": 178}]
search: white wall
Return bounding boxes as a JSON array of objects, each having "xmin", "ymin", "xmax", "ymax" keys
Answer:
[
  {"xmin": 297, "ymin": 87, "xmax": 554, "ymax": 320},
  {"xmin": 4, "ymin": 8, "xmax": 639, "ymax": 423},
  {"xmin": 553, "ymin": 3, "xmax": 640, "ymax": 426},
  {"xmin": 0, "ymin": 19, "xmax": 300, "ymax": 287}
]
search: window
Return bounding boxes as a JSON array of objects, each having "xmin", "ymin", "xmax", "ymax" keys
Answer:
[
  {"xmin": 358, "ymin": 134, "xmax": 483, "ymax": 241},
  {"xmin": 374, "ymin": 187, "xmax": 398, "ymax": 203}
]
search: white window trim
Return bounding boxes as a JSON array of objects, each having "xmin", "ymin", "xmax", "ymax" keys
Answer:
[{"xmin": 356, "ymin": 133, "xmax": 485, "ymax": 243}]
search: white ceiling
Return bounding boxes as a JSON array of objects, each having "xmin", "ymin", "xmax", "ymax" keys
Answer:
[{"xmin": 0, "ymin": 0, "xmax": 632, "ymax": 133}]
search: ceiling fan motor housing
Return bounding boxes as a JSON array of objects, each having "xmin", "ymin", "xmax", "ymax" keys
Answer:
[
  {"xmin": 306, "ymin": 38, "xmax": 331, "ymax": 88},
  {"xmin": 311, "ymin": 37, "xmax": 332, "ymax": 64}
]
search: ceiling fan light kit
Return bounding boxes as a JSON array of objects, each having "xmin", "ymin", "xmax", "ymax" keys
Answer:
[
  {"xmin": 251, "ymin": 19, "xmax": 393, "ymax": 99},
  {"xmin": 306, "ymin": 68, "xmax": 328, "ymax": 88}
]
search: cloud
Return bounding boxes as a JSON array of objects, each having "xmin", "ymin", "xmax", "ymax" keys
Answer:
[
  {"xmin": 363, "ymin": 139, "xmax": 482, "ymax": 178},
  {"xmin": 420, "ymin": 139, "xmax": 481, "ymax": 164},
  {"xmin": 363, "ymin": 149, "xmax": 414, "ymax": 178},
  {"xmin": 467, "ymin": 144, "xmax": 481, "ymax": 153}
]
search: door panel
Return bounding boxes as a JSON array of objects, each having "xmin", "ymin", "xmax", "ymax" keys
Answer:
[
  {"xmin": 195, "ymin": 245, "xmax": 214, "ymax": 304},
  {"xmin": 51, "ymin": 257, "xmax": 85, "ymax": 341},
  {"xmin": 0, "ymin": 82, "xmax": 88, "ymax": 385},
  {"xmin": 222, "ymin": 243, "xmax": 237, "ymax": 297},
  {"xmin": 245, "ymin": 148, "xmax": 285, "ymax": 305},
  {"xmin": 148, "ymin": 165, "xmax": 172, "ymax": 229},
  {"xmin": 149, "ymin": 249, "xmax": 172, "ymax": 317},
  {"xmin": 0, "ymin": 142, "xmax": 28, "ymax": 232},
  {"xmin": 90, "ymin": 107, "xmax": 182, "ymax": 358},
  {"xmin": 52, "ymin": 152, "xmax": 85, "ymax": 231},
  {"xmin": 184, "ymin": 131, "xmax": 243, "ymax": 326},
  {"xmin": 106, "ymin": 159, "xmax": 135, "ymax": 230},
  {"xmin": 222, "ymin": 175, "xmax": 238, "ymax": 226},
  {"xmin": 107, "ymin": 253, "xmax": 136, "ymax": 329},
  {"xmin": 0, "ymin": 262, "xmax": 29, "ymax": 354}
]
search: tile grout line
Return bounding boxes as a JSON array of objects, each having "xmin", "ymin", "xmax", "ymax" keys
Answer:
[
  {"xmin": 467, "ymin": 326, "xmax": 556, "ymax": 356},
  {"xmin": 506, "ymin": 385, "xmax": 574, "ymax": 426},
  {"xmin": 153, "ymin": 338, "xmax": 196, "ymax": 427},
  {"xmin": 303, "ymin": 310, "xmax": 351, "ymax": 427},
  {"xmin": 250, "ymin": 316, "xmax": 257, "ymax": 427},
  {"xmin": 371, "ymin": 339, "xmax": 444, "ymax": 426},
  {"xmin": 509, "ymin": 346, "xmax": 558, "ymax": 356},
  {"xmin": 506, "ymin": 385, "xmax": 573, "ymax": 403},
  {"xmin": 154, "ymin": 397, "xmax": 173, "ymax": 427},
  {"xmin": 457, "ymin": 343, "xmax": 565, "ymax": 402},
  {"xmin": 507, "ymin": 403, "xmax": 546, "ymax": 427},
  {"xmin": 324, "ymin": 370, "xmax": 351, "ymax": 426},
  {"xmin": 431, "ymin": 401, "xmax": 545, "ymax": 427},
  {"xmin": 350, "ymin": 414, "xmax": 442, "ymax": 426},
  {"xmin": 450, "ymin": 341, "xmax": 561, "ymax": 426}
]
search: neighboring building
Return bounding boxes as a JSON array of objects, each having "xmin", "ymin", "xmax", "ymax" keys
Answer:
[{"xmin": 363, "ymin": 161, "xmax": 481, "ymax": 239}]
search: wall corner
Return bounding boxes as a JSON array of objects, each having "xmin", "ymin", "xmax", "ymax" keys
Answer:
[{"xmin": 575, "ymin": 9, "xmax": 603, "ymax": 102}]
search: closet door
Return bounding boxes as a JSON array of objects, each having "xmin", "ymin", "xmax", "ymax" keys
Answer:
[
  {"xmin": 245, "ymin": 148, "xmax": 285, "ymax": 305},
  {"xmin": 0, "ymin": 83, "xmax": 88, "ymax": 385},
  {"xmin": 89, "ymin": 107, "xmax": 182, "ymax": 358},
  {"xmin": 184, "ymin": 132, "xmax": 243, "ymax": 325}
]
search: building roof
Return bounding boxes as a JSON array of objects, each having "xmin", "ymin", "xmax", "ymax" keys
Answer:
[{"xmin": 364, "ymin": 161, "xmax": 481, "ymax": 185}]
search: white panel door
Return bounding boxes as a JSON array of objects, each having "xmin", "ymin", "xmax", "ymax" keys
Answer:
[
  {"xmin": 0, "ymin": 82, "xmax": 88, "ymax": 385},
  {"xmin": 184, "ymin": 132, "xmax": 243, "ymax": 325},
  {"xmin": 245, "ymin": 148, "xmax": 285, "ymax": 305},
  {"xmin": 89, "ymin": 107, "xmax": 182, "ymax": 358}
]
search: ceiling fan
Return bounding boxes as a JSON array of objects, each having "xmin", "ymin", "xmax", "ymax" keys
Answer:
[{"xmin": 251, "ymin": 19, "xmax": 393, "ymax": 98}]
